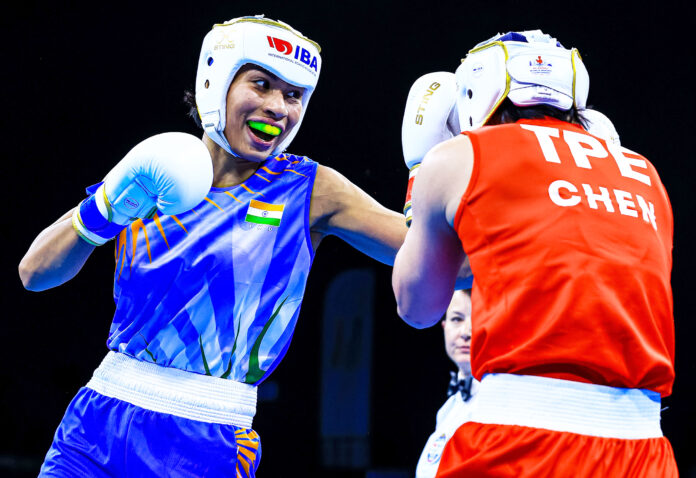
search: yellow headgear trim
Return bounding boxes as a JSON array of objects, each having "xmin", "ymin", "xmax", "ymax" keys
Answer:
[
  {"xmin": 213, "ymin": 17, "xmax": 321, "ymax": 53},
  {"xmin": 464, "ymin": 41, "xmax": 511, "ymax": 126}
]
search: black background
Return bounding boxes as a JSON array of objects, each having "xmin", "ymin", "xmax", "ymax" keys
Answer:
[{"xmin": 2, "ymin": 1, "xmax": 694, "ymax": 476}]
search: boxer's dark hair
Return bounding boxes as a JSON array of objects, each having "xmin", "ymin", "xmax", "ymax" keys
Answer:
[
  {"xmin": 183, "ymin": 90, "xmax": 202, "ymax": 129},
  {"xmin": 486, "ymin": 98, "xmax": 587, "ymax": 128}
]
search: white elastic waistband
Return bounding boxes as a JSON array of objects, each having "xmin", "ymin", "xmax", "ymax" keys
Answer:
[
  {"xmin": 86, "ymin": 352, "xmax": 257, "ymax": 428},
  {"xmin": 472, "ymin": 374, "xmax": 662, "ymax": 439}
]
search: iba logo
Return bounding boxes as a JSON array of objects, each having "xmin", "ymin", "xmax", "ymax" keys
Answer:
[{"xmin": 267, "ymin": 36, "xmax": 318, "ymax": 71}]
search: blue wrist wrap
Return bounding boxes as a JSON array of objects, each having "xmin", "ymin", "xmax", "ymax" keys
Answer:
[
  {"xmin": 78, "ymin": 194, "xmax": 110, "ymax": 231},
  {"xmin": 76, "ymin": 185, "xmax": 127, "ymax": 241}
]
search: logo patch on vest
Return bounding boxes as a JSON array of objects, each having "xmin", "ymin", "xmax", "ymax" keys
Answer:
[
  {"xmin": 245, "ymin": 199, "xmax": 284, "ymax": 227},
  {"xmin": 426, "ymin": 433, "xmax": 448, "ymax": 464}
]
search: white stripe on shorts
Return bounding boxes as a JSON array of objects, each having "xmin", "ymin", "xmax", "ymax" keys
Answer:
[
  {"xmin": 472, "ymin": 373, "xmax": 663, "ymax": 439},
  {"xmin": 86, "ymin": 352, "xmax": 257, "ymax": 428}
]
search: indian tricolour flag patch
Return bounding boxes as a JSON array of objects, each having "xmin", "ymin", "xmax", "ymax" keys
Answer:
[{"xmin": 245, "ymin": 199, "xmax": 285, "ymax": 227}]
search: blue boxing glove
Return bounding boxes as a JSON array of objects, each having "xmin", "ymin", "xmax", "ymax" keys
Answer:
[{"xmin": 72, "ymin": 132, "xmax": 213, "ymax": 245}]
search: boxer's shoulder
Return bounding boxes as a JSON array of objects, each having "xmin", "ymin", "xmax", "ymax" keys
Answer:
[{"xmin": 414, "ymin": 135, "xmax": 474, "ymax": 225}]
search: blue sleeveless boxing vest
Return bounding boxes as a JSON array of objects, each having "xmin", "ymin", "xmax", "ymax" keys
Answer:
[{"xmin": 107, "ymin": 153, "xmax": 318, "ymax": 385}]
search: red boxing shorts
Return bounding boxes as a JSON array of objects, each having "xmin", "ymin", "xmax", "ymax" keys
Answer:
[
  {"xmin": 436, "ymin": 374, "xmax": 677, "ymax": 478},
  {"xmin": 437, "ymin": 423, "xmax": 676, "ymax": 477}
]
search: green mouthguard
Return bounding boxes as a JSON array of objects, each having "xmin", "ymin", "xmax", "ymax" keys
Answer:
[{"xmin": 248, "ymin": 121, "xmax": 281, "ymax": 137}]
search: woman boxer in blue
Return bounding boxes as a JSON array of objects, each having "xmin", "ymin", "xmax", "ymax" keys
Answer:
[{"xmin": 19, "ymin": 16, "xmax": 406, "ymax": 477}]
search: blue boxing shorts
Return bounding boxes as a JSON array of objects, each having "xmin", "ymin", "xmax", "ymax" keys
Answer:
[{"xmin": 39, "ymin": 352, "xmax": 261, "ymax": 477}]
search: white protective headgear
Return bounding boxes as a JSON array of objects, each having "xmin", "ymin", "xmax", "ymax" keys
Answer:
[
  {"xmin": 195, "ymin": 15, "xmax": 322, "ymax": 157},
  {"xmin": 455, "ymin": 30, "xmax": 589, "ymax": 131}
]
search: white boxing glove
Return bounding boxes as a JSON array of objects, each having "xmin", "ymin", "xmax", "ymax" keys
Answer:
[
  {"xmin": 580, "ymin": 109, "xmax": 621, "ymax": 145},
  {"xmin": 73, "ymin": 132, "xmax": 213, "ymax": 245},
  {"xmin": 401, "ymin": 72, "xmax": 459, "ymax": 226}
]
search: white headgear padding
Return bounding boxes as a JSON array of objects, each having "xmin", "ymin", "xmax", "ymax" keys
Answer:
[
  {"xmin": 455, "ymin": 30, "xmax": 589, "ymax": 131},
  {"xmin": 581, "ymin": 109, "xmax": 620, "ymax": 145},
  {"xmin": 195, "ymin": 15, "xmax": 322, "ymax": 157}
]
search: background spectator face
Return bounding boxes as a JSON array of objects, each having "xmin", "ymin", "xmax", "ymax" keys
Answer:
[{"xmin": 442, "ymin": 290, "xmax": 472, "ymax": 373}]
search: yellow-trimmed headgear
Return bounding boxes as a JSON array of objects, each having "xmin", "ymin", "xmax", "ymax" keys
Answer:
[
  {"xmin": 455, "ymin": 30, "xmax": 589, "ymax": 131},
  {"xmin": 195, "ymin": 15, "xmax": 322, "ymax": 156}
]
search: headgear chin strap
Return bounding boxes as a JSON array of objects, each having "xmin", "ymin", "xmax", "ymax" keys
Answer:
[
  {"xmin": 195, "ymin": 15, "xmax": 322, "ymax": 157},
  {"xmin": 455, "ymin": 30, "xmax": 589, "ymax": 131}
]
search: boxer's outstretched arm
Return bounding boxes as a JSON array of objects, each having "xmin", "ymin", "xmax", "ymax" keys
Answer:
[
  {"xmin": 392, "ymin": 135, "xmax": 474, "ymax": 328},
  {"xmin": 309, "ymin": 165, "xmax": 407, "ymax": 265},
  {"xmin": 20, "ymin": 133, "xmax": 212, "ymax": 291},
  {"xmin": 19, "ymin": 209, "xmax": 96, "ymax": 291}
]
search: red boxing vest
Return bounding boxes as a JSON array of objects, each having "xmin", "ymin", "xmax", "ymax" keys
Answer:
[{"xmin": 454, "ymin": 118, "xmax": 674, "ymax": 396}]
